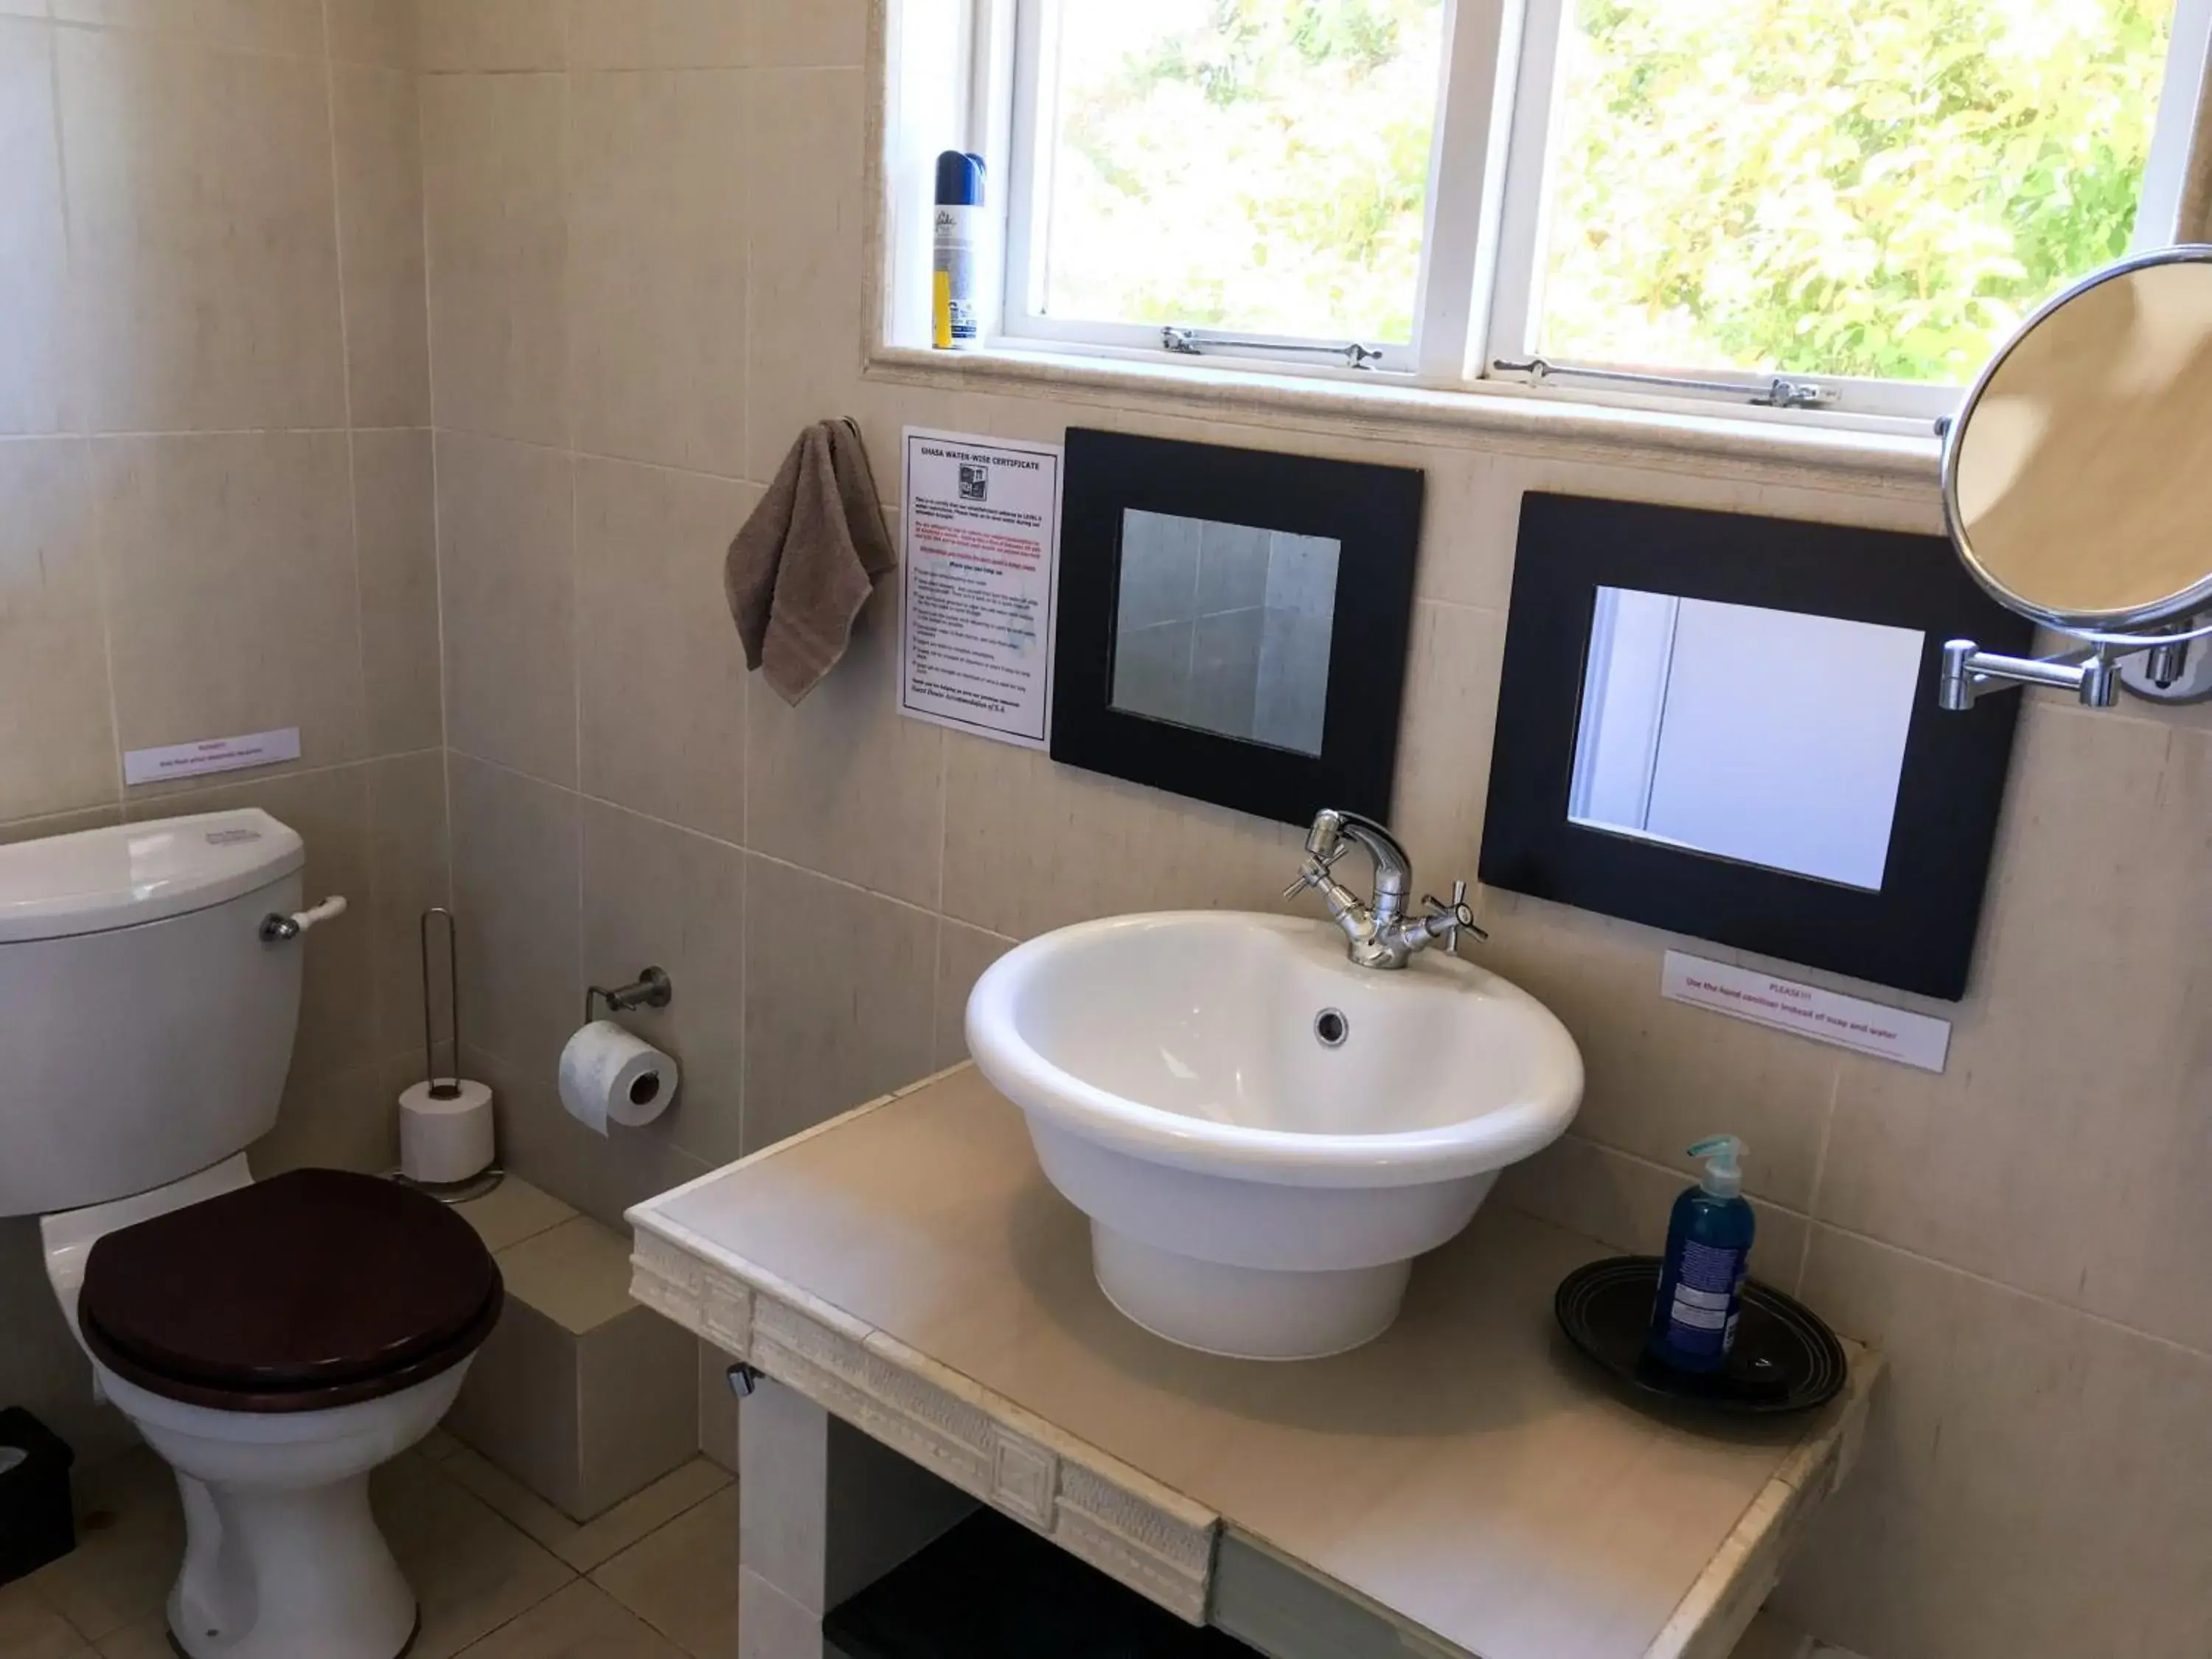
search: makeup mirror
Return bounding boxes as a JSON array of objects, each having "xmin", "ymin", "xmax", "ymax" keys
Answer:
[{"xmin": 1939, "ymin": 246, "xmax": 2212, "ymax": 708}]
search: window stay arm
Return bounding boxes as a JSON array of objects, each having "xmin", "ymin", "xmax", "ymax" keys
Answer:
[
  {"xmin": 1164, "ymin": 328, "xmax": 1388, "ymax": 371},
  {"xmin": 1493, "ymin": 356, "xmax": 1838, "ymax": 410}
]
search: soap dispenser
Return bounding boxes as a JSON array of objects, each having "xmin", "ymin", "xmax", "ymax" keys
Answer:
[{"xmin": 1646, "ymin": 1136, "xmax": 1754, "ymax": 1375}]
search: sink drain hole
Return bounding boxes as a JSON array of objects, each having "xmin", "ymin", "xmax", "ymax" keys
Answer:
[{"xmin": 1315, "ymin": 1009, "xmax": 1349, "ymax": 1048}]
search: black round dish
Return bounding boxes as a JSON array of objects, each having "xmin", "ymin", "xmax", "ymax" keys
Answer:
[{"xmin": 1554, "ymin": 1256, "xmax": 1848, "ymax": 1416}]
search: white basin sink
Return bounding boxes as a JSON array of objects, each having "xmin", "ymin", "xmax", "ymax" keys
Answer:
[{"xmin": 966, "ymin": 911, "xmax": 1585, "ymax": 1360}]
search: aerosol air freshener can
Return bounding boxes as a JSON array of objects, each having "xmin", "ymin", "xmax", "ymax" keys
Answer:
[{"xmin": 933, "ymin": 151, "xmax": 987, "ymax": 350}]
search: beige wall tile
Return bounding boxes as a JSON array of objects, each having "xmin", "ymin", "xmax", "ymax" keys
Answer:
[
  {"xmin": 568, "ymin": 69, "xmax": 747, "ymax": 476},
  {"xmin": 58, "ymin": 29, "xmax": 344, "ymax": 431},
  {"xmin": 577, "ymin": 1306, "xmax": 700, "ymax": 1514},
  {"xmin": 574, "ymin": 457, "xmax": 750, "ymax": 838},
  {"xmin": 422, "ymin": 72, "xmax": 569, "ymax": 446},
  {"xmin": 0, "ymin": 803, "xmax": 119, "ymax": 842},
  {"xmin": 366, "ymin": 748, "xmax": 451, "ymax": 1057},
  {"xmin": 1474, "ymin": 891, "xmax": 1842, "ymax": 1212},
  {"xmin": 939, "ymin": 734, "xmax": 1306, "ymax": 940},
  {"xmin": 1391, "ymin": 599, "xmax": 1504, "ymax": 891},
  {"xmin": 450, "ymin": 753, "xmax": 580, "ymax": 1074},
  {"xmin": 128, "ymin": 760, "xmax": 380, "ymax": 1075},
  {"xmin": 1815, "ymin": 708, "xmax": 2212, "ymax": 1339},
  {"xmin": 1493, "ymin": 1132, "xmax": 1810, "ymax": 1286},
  {"xmin": 742, "ymin": 856, "xmax": 937, "ymax": 1152},
  {"xmin": 254, "ymin": 1060, "xmax": 394, "ymax": 1175},
  {"xmin": 742, "ymin": 67, "xmax": 869, "ymax": 483},
  {"xmin": 745, "ymin": 580, "xmax": 943, "ymax": 907},
  {"xmin": 437, "ymin": 431, "xmax": 577, "ymax": 787},
  {"xmin": 354, "ymin": 428, "xmax": 442, "ymax": 755},
  {"xmin": 932, "ymin": 920, "xmax": 1011, "ymax": 1069},
  {"xmin": 0, "ymin": 440, "xmax": 115, "ymax": 821},
  {"xmin": 1774, "ymin": 1227, "xmax": 2212, "ymax": 1659},
  {"xmin": 748, "ymin": 0, "xmax": 864, "ymax": 69},
  {"xmin": 0, "ymin": 23, "xmax": 69, "ymax": 434},
  {"xmin": 94, "ymin": 432, "xmax": 366, "ymax": 768},
  {"xmin": 581, "ymin": 797, "xmax": 746, "ymax": 1169},
  {"xmin": 327, "ymin": 0, "xmax": 414, "ymax": 66},
  {"xmin": 457, "ymin": 1578, "xmax": 688, "ymax": 1658},
  {"xmin": 467, "ymin": 1040, "xmax": 710, "ymax": 1228},
  {"xmin": 416, "ymin": 0, "xmax": 566, "ymax": 71},
  {"xmin": 333, "ymin": 66, "xmax": 431, "ymax": 428},
  {"xmin": 567, "ymin": 0, "xmax": 744, "ymax": 69},
  {"xmin": 54, "ymin": 0, "xmax": 324, "ymax": 55},
  {"xmin": 0, "ymin": 1, "xmax": 47, "ymax": 15},
  {"xmin": 1410, "ymin": 448, "xmax": 1515, "ymax": 611}
]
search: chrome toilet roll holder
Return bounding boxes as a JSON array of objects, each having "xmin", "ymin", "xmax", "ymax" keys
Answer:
[{"xmin": 585, "ymin": 967, "xmax": 675, "ymax": 1026}]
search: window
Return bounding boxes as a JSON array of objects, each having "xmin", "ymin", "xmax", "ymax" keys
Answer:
[{"xmin": 947, "ymin": 0, "xmax": 2212, "ymax": 420}]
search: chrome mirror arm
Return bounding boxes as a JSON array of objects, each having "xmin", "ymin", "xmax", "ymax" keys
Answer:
[{"xmin": 1938, "ymin": 640, "xmax": 2121, "ymax": 711}]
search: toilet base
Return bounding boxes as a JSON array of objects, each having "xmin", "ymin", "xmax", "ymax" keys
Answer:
[
  {"xmin": 168, "ymin": 1607, "xmax": 420, "ymax": 1659},
  {"xmin": 165, "ymin": 1470, "xmax": 418, "ymax": 1659},
  {"xmin": 91, "ymin": 1360, "xmax": 471, "ymax": 1659}
]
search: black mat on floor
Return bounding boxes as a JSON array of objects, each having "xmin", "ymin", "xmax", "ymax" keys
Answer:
[{"xmin": 822, "ymin": 1507, "xmax": 1259, "ymax": 1659}]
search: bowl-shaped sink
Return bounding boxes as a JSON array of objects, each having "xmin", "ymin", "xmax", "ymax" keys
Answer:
[{"xmin": 966, "ymin": 911, "xmax": 1584, "ymax": 1360}]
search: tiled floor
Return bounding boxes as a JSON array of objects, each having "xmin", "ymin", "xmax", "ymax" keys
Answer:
[{"xmin": 0, "ymin": 1431, "xmax": 738, "ymax": 1659}]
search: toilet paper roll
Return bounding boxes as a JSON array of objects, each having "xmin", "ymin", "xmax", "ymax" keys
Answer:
[
  {"xmin": 399, "ymin": 1079, "xmax": 496, "ymax": 1186},
  {"xmin": 558, "ymin": 1021, "xmax": 679, "ymax": 1136}
]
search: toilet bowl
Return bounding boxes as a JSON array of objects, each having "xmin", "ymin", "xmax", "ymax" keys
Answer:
[
  {"xmin": 53, "ymin": 1163, "xmax": 502, "ymax": 1659},
  {"xmin": 101, "ymin": 1365, "xmax": 471, "ymax": 1659},
  {"xmin": 2, "ymin": 813, "xmax": 503, "ymax": 1659}
]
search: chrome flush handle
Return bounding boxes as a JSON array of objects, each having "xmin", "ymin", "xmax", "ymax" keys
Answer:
[{"xmin": 260, "ymin": 895, "xmax": 348, "ymax": 943}]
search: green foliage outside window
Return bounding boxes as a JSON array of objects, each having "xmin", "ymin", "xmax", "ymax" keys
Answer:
[{"xmin": 1048, "ymin": 0, "xmax": 2177, "ymax": 384}]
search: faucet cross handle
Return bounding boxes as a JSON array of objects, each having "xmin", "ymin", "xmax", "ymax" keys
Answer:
[{"xmin": 1421, "ymin": 880, "xmax": 1487, "ymax": 956}]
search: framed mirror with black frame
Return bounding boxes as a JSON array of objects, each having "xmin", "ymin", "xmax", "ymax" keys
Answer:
[
  {"xmin": 1051, "ymin": 428, "xmax": 1425, "ymax": 827},
  {"xmin": 1479, "ymin": 493, "xmax": 2035, "ymax": 1001}
]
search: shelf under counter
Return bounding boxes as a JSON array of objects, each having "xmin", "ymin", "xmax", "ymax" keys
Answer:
[{"xmin": 627, "ymin": 1062, "xmax": 1879, "ymax": 1659}]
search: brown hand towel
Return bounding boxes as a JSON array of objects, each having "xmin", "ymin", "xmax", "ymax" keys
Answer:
[{"xmin": 726, "ymin": 418, "xmax": 898, "ymax": 706}]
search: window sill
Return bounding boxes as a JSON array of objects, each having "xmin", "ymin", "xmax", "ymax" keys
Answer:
[{"xmin": 865, "ymin": 342, "xmax": 1944, "ymax": 494}]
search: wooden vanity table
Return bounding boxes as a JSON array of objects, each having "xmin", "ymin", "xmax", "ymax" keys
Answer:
[{"xmin": 628, "ymin": 1065, "xmax": 1878, "ymax": 1659}]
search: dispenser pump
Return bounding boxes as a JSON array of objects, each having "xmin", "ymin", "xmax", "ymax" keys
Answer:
[{"xmin": 1688, "ymin": 1136, "xmax": 1746, "ymax": 1200}]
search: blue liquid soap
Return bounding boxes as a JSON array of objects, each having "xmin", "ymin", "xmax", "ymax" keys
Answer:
[{"xmin": 1646, "ymin": 1136, "xmax": 1755, "ymax": 1376}]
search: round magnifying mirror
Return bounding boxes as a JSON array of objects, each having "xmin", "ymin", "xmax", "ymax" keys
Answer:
[{"xmin": 1943, "ymin": 247, "xmax": 2212, "ymax": 635}]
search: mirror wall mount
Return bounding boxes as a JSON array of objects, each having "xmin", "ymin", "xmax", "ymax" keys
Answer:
[
  {"xmin": 1051, "ymin": 428, "xmax": 1424, "ymax": 827},
  {"xmin": 1938, "ymin": 245, "xmax": 2212, "ymax": 712}
]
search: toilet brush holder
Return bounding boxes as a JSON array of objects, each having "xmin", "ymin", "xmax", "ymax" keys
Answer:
[{"xmin": 0, "ymin": 1408, "xmax": 75, "ymax": 1585}]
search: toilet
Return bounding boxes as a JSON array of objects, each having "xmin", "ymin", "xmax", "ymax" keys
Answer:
[{"xmin": 1, "ymin": 810, "xmax": 504, "ymax": 1659}]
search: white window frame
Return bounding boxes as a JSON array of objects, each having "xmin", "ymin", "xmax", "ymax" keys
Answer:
[{"xmin": 973, "ymin": 0, "xmax": 2212, "ymax": 426}]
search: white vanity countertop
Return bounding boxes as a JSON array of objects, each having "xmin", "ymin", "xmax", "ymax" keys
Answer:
[{"xmin": 628, "ymin": 1064, "xmax": 1879, "ymax": 1659}]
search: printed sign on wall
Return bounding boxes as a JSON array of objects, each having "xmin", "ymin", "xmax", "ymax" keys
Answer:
[{"xmin": 898, "ymin": 428, "xmax": 1063, "ymax": 751}]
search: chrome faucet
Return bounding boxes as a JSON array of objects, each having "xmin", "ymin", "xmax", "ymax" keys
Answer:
[{"xmin": 1283, "ymin": 809, "xmax": 1486, "ymax": 970}]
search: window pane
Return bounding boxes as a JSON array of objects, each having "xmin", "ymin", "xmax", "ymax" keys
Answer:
[
  {"xmin": 1536, "ymin": 0, "xmax": 2180, "ymax": 384},
  {"xmin": 1037, "ymin": 0, "xmax": 1447, "ymax": 342}
]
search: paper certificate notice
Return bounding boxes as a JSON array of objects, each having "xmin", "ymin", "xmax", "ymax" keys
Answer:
[{"xmin": 899, "ymin": 428, "xmax": 1063, "ymax": 749}]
